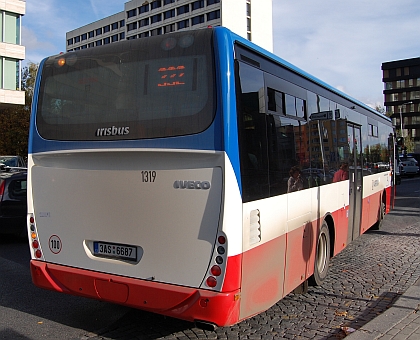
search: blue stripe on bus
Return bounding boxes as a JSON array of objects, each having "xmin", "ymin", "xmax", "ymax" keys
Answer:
[{"xmin": 213, "ymin": 28, "xmax": 242, "ymax": 194}]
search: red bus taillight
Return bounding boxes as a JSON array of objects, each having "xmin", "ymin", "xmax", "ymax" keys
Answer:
[
  {"xmin": 29, "ymin": 213, "xmax": 43, "ymax": 259},
  {"xmin": 0, "ymin": 180, "xmax": 5, "ymax": 201}
]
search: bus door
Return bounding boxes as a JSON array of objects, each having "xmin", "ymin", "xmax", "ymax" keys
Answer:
[{"xmin": 347, "ymin": 124, "xmax": 363, "ymax": 242}]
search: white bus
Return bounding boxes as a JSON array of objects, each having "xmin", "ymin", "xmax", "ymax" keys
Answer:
[{"xmin": 27, "ymin": 27, "xmax": 396, "ymax": 329}]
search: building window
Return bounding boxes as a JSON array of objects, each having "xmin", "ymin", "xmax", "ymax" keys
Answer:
[
  {"xmin": 67, "ymin": 38, "xmax": 73, "ymax": 46},
  {"xmin": 164, "ymin": 0, "xmax": 175, "ymax": 4},
  {"xmin": 246, "ymin": 1, "xmax": 251, "ymax": 16},
  {"xmin": 74, "ymin": 36, "xmax": 80, "ymax": 43},
  {"xmin": 151, "ymin": 14, "xmax": 162, "ymax": 24},
  {"xmin": 150, "ymin": 28, "xmax": 162, "ymax": 36},
  {"xmin": 207, "ymin": 9, "xmax": 220, "ymax": 21},
  {"xmin": 151, "ymin": 0, "xmax": 162, "ymax": 10},
  {"xmin": 96, "ymin": 28, "xmax": 102, "ymax": 36},
  {"xmin": 103, "ymin": 25, "xmax": 110, "ymax": 33},
  {"xmin": 404, "ymin": 67, "xmax": 410, "ymax": 75},
  {"xmin": 81, "ymin": 33, "xmax": 87, "ymax": 41},
  {"xmin": 111, "ymin": 34, "xmax": 118, "ymax": 42},
  {"xmin": 127, "ymin": 35, "xmax": 137, "ymax": 40},
  {"xmin": 120, "ymin": 20, "xmax": 125, "ymax": 27},
  {"xmin": 139, "ymin": 32, "xmax": 149, "ymax": 38},
  {"xmin": 96, "ymin": 40, "xmax": 102, "ymax": 46},
  {"xmin": 127, "ymin": 22, "xmax": 138, "ymax": 31},
  {"xmin": 177, "ymin": 5, "xmax": 189, "ymax": 15},
  {"xmin": 139, "ymin": 4, "xmax": 149, "ymax": 14},
  {"xmin": 81, "ymin": 44, "xmax": 87, "ymax": 49},
  {"xmin": 207, "ymin": 0, "xmax": 220, "ymax": 5},
  {"xmin": 396, "ymin": 68, "xmax": 401, "ymax": 77},
  {"xmin": 191, "ymin": 14, "xmax": 204, "ymax": 26},
  {"xmin": 120, "ymin": 32, "xmax": 125, "ymax": 40},
  {"xmin": 411, "ymin": 91, "xmax": 420, "ymax": 100},
  {"xmin": 3, "ymin": 12, "xmax": 21, "ymax": 44},
  {"xmin": 112, "ymin": 22, "xmax": 118, "ymax": 30},
  {"xmin": 139, "ymin": 18, "xmax": 149, "ymax": 27},
  {"xmin": 164, "ymin": 24, "xmax": 175, "ymax": 33},
  {"xmin": 396, "ymin": 80, "xmax": 404, "ymax": 88},
  {"xmin": 88, "ymin": 31, "xmax": 94, "ymax": 38},
  {"xmin": 177, "ymin": 19, "xmax": 189, "ymax": 29},
  {"xmin": 103, "ymin": 37, "xmax": 110, "ymax": 45},
  {"xmin": 2, "ymin": 58, "xmax": 19, "ymax": 90},
  {"xmin": 164, "ymin": 9, "xmax": 175, "ymax": 19},
  {"xmin": 385, "ymin": 82, "xmax": 393, "ymax": 90},
  {"xmin": 127, "ymin": 9, "xmax": 137, "ymax": 18},
  {"xmin": 88, "ymin": 42, "xmax": 94, "ymax": 48},
  {"xmin": 192, "ymin": 0, "xmax": 204, "ymax": 10},
  {"xmin": 409, "ymin": 79, "xmax": 414, "ymax": 87}
]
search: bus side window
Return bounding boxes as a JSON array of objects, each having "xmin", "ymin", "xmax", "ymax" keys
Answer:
[
  {"xmin": 268, "ymin": 115, "xmax": 308, "ymax": 195},
  {"xmin": 237, "ymin": 62, "xmax": 269, "ymax": 202}
]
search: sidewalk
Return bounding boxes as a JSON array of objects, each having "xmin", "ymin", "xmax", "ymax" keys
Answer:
[{"xmin": 345, "ymin": 278, "xmax": 420, "ymax": 339}]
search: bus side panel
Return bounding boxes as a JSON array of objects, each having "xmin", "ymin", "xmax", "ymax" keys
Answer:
[
  {"xmin": 331, "ymin": 205, "xmax": 350, "ymax": 255},
  {"xmin": 240, "ymin": 196, "xmax": 287, "ymax": 320},
  {"xmin": 360, "ymin": 172, "xmax": 391, "ymax": 234},
  {"xmin": 240, "ymin": 235, "xmax": 287, "ymax": 318}
]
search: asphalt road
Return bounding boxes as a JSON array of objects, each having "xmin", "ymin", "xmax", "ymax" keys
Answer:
[{"xmin": 1, "ymin": 176, "xmax": 419, "ymax": 340}]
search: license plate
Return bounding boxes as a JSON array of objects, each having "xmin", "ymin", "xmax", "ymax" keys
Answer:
[{"xmin": 93, "ymin": 241, "xmax": 137, "ymax": 261}]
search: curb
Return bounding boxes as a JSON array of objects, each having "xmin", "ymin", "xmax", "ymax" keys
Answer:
[{"xmin": 345, "ymin": 278, "xmax": 420, "ymax": 339}]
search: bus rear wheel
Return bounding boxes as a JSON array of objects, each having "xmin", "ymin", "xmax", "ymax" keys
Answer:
[
  {"xmin": 372, "ymin": 200, "xmax": 385, "ymax": 230},
  {"xmin": 309, "ymin": 222, "xmax": 330, "ymax": 286}
]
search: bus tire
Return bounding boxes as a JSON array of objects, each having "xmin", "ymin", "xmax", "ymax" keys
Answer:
[
  {"xmin": 372, "ymin": 200, "xmax": 385, "ymax": 230},
  {"xmin": 309, "ymin": 222, "xmax": 330, "ymax": 286}
]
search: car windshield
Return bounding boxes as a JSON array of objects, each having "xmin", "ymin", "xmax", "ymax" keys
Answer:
[
  {"xmin": 0, "ymin": 156, "xmax": 18, "ymax": 167},
  {"xmin": 400, "ymin": 157, "xmax": 417, "ymax": 163}
]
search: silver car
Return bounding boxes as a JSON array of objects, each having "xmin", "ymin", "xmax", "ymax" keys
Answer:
[{"xmin": 399, "ymin": 156, "xmax": 419, "ymax": 176}]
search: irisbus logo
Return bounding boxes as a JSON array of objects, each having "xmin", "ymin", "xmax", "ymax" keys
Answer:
[
  {"xmin": 173, "ymin": 180, "xmax": 211, "ymax": 190},
  {"xmin": 96, "ymin": 126, "xmax": 129, "ymax": 137}
]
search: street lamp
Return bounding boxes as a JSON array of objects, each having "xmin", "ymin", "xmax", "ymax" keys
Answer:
[{"xmin": 399, "ymin": 101, "xmax": 413, "ymax": 137}]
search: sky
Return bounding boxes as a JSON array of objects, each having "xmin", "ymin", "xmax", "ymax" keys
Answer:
[{"xmin": 23, "ymin": 0, "xmax": 420, "ymax": 108}]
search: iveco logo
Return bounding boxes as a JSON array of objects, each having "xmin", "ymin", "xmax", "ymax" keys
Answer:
[
  {"xmin": 96, "ymin": 126, "xmax": 129, "ymax": 137},
  {"xmin": 173, "ymin": 180, "xmax": 211, "ymax": 190}
]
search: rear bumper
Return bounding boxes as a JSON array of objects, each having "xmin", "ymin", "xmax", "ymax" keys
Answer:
[{"xmin": 30, "ymin": 260, "xmax": 240, "ymax": 327}]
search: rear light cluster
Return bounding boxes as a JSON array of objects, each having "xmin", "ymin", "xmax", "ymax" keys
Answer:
[
  {"xmin": 28, "ymin": 214, "xmax": 42, "ymax": 259},
  {"xmin": 205, "ymin": 233, "xmax": 227, "ymax": 289},
  {"xmin": 0, "ymin": 180, "xmax": 5, "ymax": 201}
]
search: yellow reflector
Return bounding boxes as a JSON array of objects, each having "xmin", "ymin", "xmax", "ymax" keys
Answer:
[
  {"xmin": 57, "ymin": 58, "xmax": 66, "ymax": 67},
  {"xmin": 31, "ymin": 232, "xmax": 37, "ymax": 239}
]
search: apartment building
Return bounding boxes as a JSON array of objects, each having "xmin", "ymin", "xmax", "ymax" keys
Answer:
[
  {"xmin": 66, "ymin": 0, "xmax": 273, "ymax": 54},
  {"xmin": 0, "ymin": 0, "xmax": 25, "ymax": 107},
  {"xmin": 382, "ymin": 57, "xmax": 420, "ymax": 152}
]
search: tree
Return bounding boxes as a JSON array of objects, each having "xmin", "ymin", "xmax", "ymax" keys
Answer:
[
  {"xmin": 374, "ymin": 104, "xmax": 386, "ymax": 115},
  {"xmin": 0, "ymin": 62, "xmax": 38, "ymax": 156}
]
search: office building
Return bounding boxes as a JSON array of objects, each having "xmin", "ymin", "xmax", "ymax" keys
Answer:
[
  {"xmin": 382, "ymin": 57, "xmax": 420, "ymax": 153},
  {"xmin": 0, "ymin": 0, "xmax": 25, "ymax": 107},
  {"xmin": 66, "ymin": 0, "xmax": 273, "ymax": 54}
]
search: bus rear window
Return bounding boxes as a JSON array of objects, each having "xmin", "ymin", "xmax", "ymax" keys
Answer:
[{"xmin": 36, "ymin": 29, "xmax": 215, "ymax": 141}]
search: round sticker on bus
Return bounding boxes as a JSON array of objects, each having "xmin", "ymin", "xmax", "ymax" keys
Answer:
[{"xmin": 49, "ymin": 235, "xmax": 62, "ymax": 254}]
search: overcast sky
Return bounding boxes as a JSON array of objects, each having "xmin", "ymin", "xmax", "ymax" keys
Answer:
[{"xmin": 23, "ymin": 0, "xmax": 420, "ymax": 108}]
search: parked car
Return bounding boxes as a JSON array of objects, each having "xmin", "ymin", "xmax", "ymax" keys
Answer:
[
  {"xmin": 0, "ymin": 169, "xmax": 27, "ymax": 237},
  {"xmin": 0, "ymin": 155, "xmax": 26, "ymax": 170},
  {"xmin": 399, "ymin": 156, "xmax": 419, "ymax": 176}
]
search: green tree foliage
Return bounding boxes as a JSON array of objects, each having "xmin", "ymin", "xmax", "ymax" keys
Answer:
[
  {"xmin": 374, "ymin": 104, "xmax": 386, "ymax": 115},
  {"xmin": 0, "ymin": 62, "xmax": 38, "ymax": 156}
]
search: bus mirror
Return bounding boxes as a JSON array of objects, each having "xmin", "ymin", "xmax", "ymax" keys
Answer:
[{"xmin": 396, "ymin": 137, "xmax": 404, "ymax": 146}]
